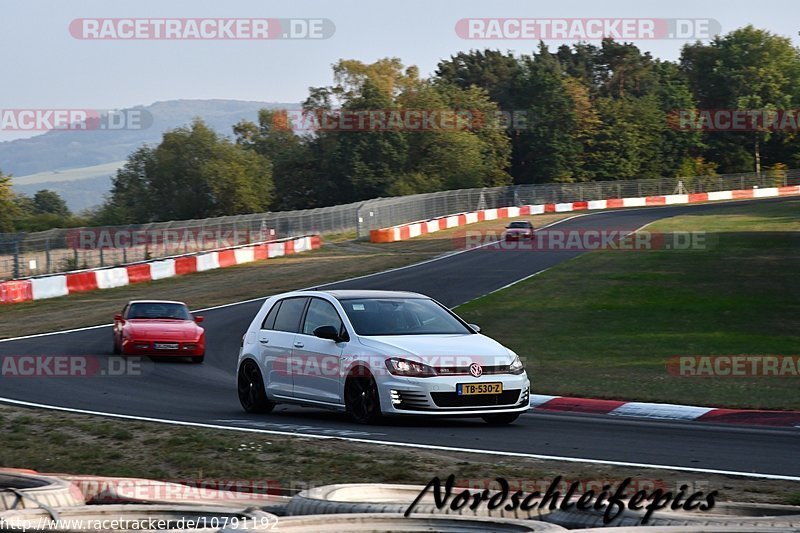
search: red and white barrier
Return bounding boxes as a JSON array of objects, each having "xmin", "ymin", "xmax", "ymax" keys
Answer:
[
  {"xmin": 370, "ymin": 185, "xmax": 800, "ymax": 243},
  {"xmin": 196, "ymin": 252, "xmax": 220, "ymax": 272},
  {"xmin": 0, "ymin": 235, "xmax": 322, "ymax": 305},
  {"xmin": 529, "ymin": 394, "xmax": 800, "ymax": 428},
  {"xmin": 149, "ymin": 259, "xmax": 176, "ymax": 281},
  {"xmin": 95, "ymin": 267, "xmax": 129, "ymax": 290},
  {"xmin": 31, "ymin": 276, "xmax": 69, "ymax": 300}
]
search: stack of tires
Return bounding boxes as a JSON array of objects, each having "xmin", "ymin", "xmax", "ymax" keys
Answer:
[
  {"xmin": 283, "ymin": 482, "xmax": 800, "ymax": 532},
  {"xmin": 3, "ymin": 472, "xmax": 799, "ymax": 531},
  {"xmin": 0, "ymin": 470, "xmax": 278, "ymax": 532}
]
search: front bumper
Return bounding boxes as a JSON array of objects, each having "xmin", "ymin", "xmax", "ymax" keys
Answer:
[
  {"xmin": 377, "ymin": 374, "xmax": 530, "ymax": 416},
  {"xmin": 122, "ymin": 340, "xmax": 204, "ymax": 356}
]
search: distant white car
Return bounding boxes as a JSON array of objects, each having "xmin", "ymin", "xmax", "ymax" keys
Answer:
[{"xmin": 237, "ymin": 290, "xmax": 530, "ymax": 424}]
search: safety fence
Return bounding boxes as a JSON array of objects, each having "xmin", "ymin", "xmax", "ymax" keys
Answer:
[
  {"xmin": 0, "ymin": 235, "xmax": 321, "ymax": 305},
  {"xmin": 1, "ymin": 168, "xmax": 797, "ymax": 280}
]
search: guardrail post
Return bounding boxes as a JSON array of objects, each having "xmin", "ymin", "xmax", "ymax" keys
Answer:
[
  {"xmin": 12, "ymin": 233, "xmax": 21, "ymax": 279},
  {"xmin": 45, "ymin": 237, "xmax": 51, "ymax": 274}
]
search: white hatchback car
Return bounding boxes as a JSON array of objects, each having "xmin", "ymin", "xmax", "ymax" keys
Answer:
[{"xmin": 237, "ymin": 290, "xmax": 530, "ymax": 424}]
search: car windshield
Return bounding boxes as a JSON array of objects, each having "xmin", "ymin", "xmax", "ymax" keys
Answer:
[
  {"xmin": 339, "ymin": 298, "xmax": 472, "ymax": 336},
  {"xmin": 127, "ymin": 303, "xmax": 192, "ymax": 320},
  {"xmin": 508, "ymin": 222, "xmax": 530, "ymax": 229}
]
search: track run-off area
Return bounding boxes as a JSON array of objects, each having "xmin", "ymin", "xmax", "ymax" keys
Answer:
[{"xmin": 1, "ymin": 197, "xmax": 798, "ymax": 480}]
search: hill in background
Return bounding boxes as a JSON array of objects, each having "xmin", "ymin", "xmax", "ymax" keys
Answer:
[{"xmin": 3, "ymin": 99, "xmax": 296, "ymax": 211}]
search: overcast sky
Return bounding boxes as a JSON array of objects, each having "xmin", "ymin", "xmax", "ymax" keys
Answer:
[{"xmin": 2, "ymin": 0, "xmax": 798, "ymax": 142}]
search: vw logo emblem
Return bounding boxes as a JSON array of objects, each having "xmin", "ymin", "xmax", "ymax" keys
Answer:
[{"xmin": 469, "ymin": 363, "xmax": 483, "ymax": 378}]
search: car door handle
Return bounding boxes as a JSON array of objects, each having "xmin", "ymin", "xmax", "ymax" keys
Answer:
[
  {"xmin": 259, "ymin": 339, "xmax": 269, "ymax": 344},
  {"xmin": 294, "ymin": 341, "xmax": 304, "ymax": 348}
]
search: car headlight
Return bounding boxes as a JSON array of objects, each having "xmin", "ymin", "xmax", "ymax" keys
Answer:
[
  {"xmin": 509, "ymin": 353, "xmax": 525, "ymax": 375},
  {"xmin": 385, "ymin": 357, "xmax": 437, "ymax": 378}
]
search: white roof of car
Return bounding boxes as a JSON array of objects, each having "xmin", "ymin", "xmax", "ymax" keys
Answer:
[{"xmin": 319, "ymin": 290, "xmax": 426, "ymax": 299}]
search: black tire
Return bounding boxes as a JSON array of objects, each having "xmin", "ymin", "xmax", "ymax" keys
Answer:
[
  {"xmin": 237, "ymin": 360, "xmax": 275, "ymax": 413},
  {"xmin": 482, "ymin": 412, "xmax": 521, "ymax": 425},
  {"xmin": 344, "ymin": 372, "xmax": 382, "ymax": 424},
  {"xmin": 191, "ymin": 354, "xmax": 204, "ymax": 364}
]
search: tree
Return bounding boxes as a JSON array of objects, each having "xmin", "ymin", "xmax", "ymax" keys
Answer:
[
  {"xmin": 584, "ymin": 94, "xmax": 665, "ymax": 181},
  {"xmin": 0, "ymin": 171, "xmax": 17, "ymax": 233},
  {"xmin": 435, "ymin": 50, "xmax": 521, "ymax": 110},
  {"xmin": 106, "ymin": 145, "xmax": 157, "ymax": 224},
  {"xmin": 32, "ymin": 190, "xmax": 71, "ymax": 217},
  {"xmin": 511, "ymin": 44, "xmax": 587, "ymax": 183},
  {"xmin": 103, "ymin": 119, "xmax": 274, "ymax": 222},
  {"xmin": 653, "ymin": 61, "xmax": 704, "ymax": 178},
  {"xmin": 595, "ymin": 39, "xmax": 657, "ymax": 98},
  {"xmin": 681, "ymin": 26, "xmax": 800, "ymax": 173},
  {"xmin": 235, "ymin": 109, "xmax": 320, "ymax": 210},
  {"xmin": 401, "ymin": 81, "xmax": 512, "ymax": 190}
]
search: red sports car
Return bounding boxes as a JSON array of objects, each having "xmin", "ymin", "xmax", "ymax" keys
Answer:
[
  {"xmin": 113, "ymin": 300, "xmax": 205, "ymax": 363},
  {"xmin": 504, "ymin": 220, "xmax": 536, "ymax": 241}
]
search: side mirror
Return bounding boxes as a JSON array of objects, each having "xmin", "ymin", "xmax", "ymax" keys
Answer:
[
  {"xmin": 314, "ymin": 325, "xmax": 341, "ymax": 342},
  {"xmin": 194, "ymin": 315, "xmax": 205, "ymax": 323},
  {"xmin": 468, "ymin": 323, "xmax": 481, "ymax": 333},
  {"xmin": 114, "ymin": 314, "xmax": 123, "ymax": 322}
]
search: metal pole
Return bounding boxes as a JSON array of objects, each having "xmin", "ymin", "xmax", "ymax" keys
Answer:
[
  {"xmin": 12, "ymin": 234, "xmax": 21, "ymax": 279},
  {"xmin": 45, "ymin": 238, "xmax": 51, "ymax": 274}
]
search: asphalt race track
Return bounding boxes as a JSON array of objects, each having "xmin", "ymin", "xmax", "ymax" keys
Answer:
[{"xmin": 1, "ymin": 198, "xmax": 798, "ymax": 479}]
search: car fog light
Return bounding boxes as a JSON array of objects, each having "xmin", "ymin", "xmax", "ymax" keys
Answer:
[{"xmin": 390, "ymin": 390, "xmax": 401, "ymax": 405}]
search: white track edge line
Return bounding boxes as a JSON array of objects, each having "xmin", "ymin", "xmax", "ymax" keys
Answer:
[
  {"xmin": 0, "ymin": 396, "xmax": 797, "ymax": 482},
  {"xmin": 455, "ymin": 217, "xmax": 659, "ymax": 308}
]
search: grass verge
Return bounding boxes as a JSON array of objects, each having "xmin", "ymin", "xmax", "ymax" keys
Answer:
[
  {"xmin": 0, "ymin": 214, "xmax": 571, "ymax": 339},
  {"xmin": 456, "ymin": 199, "xmax": 800, "ymax": 410}
]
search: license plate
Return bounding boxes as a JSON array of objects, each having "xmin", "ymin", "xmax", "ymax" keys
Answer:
[
  {"xmin": 458, "ymin": 382, "xmax": 503, "ymax": 395},
  {"xmin": 154, "ymin": 343, "xmax": 179, "ymax": 350}
]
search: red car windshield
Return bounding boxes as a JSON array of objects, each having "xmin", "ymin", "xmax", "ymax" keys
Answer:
[
  {"xmin": 508, "ymin": 222, "xmax": 532, "ymax": 229},
  {"xmin": 127, "ymin": 303, "xmax": 192, "ymax": 320}
]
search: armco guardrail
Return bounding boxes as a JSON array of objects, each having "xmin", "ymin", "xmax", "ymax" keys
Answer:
[
  {"xmin": 370, "ymin": 185, "xmax": 800, "ymax": 243},
  {"xmin": 2, "ymin": 169, "xmax": 798, "ymax": 280},
  {"xmin": 0, "ymin": 235, "xmax": 321, "ymax": 305}
]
